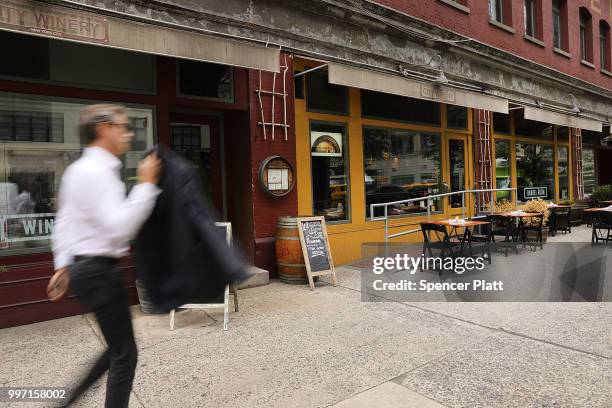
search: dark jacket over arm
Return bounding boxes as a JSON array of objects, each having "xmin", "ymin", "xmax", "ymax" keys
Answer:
[{"xmin": 135, "ymin": 146, "xmax": 252, "ymax": 312}]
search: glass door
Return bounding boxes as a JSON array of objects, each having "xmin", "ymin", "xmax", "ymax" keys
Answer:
[
  {"xmin": 170, "ymin": 113, "xmax": 223, "ymax": 216},
  {"xmin": 447, "ymin": 134, "xmax": 471, "ymax": 214}
]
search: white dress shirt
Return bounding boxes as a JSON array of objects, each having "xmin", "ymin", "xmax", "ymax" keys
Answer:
[{"xmin": 52, "ymin": 146, "xmax": 161, "ymax": 270}]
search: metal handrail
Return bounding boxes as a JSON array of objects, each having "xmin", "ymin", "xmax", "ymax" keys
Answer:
[{"xmin": 369, "ymin": 188, "xmax": 517, "ymax": 242}]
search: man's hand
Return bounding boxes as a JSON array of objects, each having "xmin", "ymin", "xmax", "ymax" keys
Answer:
[
  {"xmin": 47, "ymin": 267, "xmax": 70, "ymax": 302},
  {"xmin": 138, "ymin": 153, "xmax": 161, "ymax": 185}
]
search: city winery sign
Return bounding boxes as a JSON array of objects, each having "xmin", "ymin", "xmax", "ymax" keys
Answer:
[
  {"xmin": 0, "ymin": 0, "xmax": 108, "ymax": 44},
  {"xmin": 420, "ymin": 85, "xmax": 456, "ymax": 104},
  {"xmin": 0, "ymin": 213, "xmax": 55, "ymax": 246}
]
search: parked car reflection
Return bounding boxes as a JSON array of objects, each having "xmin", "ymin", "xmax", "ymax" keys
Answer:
[{"xmin": 366, "ymin": 183, "xmax": 439, "ymax": 218}]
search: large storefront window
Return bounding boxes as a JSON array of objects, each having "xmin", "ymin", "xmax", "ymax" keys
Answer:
[
  {"xmin": 0, "ymin": 94, "xmax": 154, "ymax": 255},
  {"xmin": 361, "ymin": 91, "xmax": 440, "ymax": 126},
  {"xmin": 557, "ymin": 146, "xmax": 570, "ymax": 200},
  {"xmin": 310, "ymin": 122, "xmax": 349, "ymax": 222},
  {"xmin": 177, "ymin": 60, "xmax": 233, "ymax": 102},
  {"xmin": 448, "ymin": 139, "xmax": 466, "ymax": 208},
  {"xmin": 494, "ymin": 140, "xmax": 512, "ymax": 202},
  {"xmin": 516, "ymin": 143, "xmax": 554, "ymax": 201},
  {"xmin": 306, "ymin": 70, "xmax": 348, "ymax": 115},
  {"xmin": 446, "ymin": 105, "xmax": 468, "ymax": 130},
  {"xmin": 363, "ymin": 127, "xmax": 441, "ymax": 218},
  {"xmin": 0, "ymin": 31, "xmax": 154, "ymax": 93},
  {"xmin": 583, "ymin": 147, "xmax": 596, "ymax": 195},
  {"xmin": 515, "ymin": 116, "xmax": 553, "ymax": 140},
  {"xmin": 493, "ymin": 112, "xmax": 511, "ymax": 134},
  {"xmin": 557, "ymin": 127, "xmax": 570, "ymax": 143}
]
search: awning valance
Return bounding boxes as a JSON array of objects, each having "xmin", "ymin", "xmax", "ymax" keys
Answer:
[
  {"xmin": 523, "ymin": 106, "xmax": 603, "ymax": 132},
  {"xmin": 0, "ymin": 0, "xmax": 280, "ymax": 72},
  {"xmin": 327, "ymin": 63, "xmax": 508, "ymax": 114},
  {"xmin": 109, "ymin": 19, "xmax": 280, "ymax": 72}
]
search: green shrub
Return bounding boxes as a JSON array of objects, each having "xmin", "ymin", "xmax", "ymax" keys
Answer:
[{"xmin": 591, "ymin": 185, "xmax": 612, "ymax": 202}]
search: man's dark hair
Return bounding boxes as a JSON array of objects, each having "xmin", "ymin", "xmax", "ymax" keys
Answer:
[{"xmin": 79, "ymin": 104, "xmax": 127, "ymax": 145}]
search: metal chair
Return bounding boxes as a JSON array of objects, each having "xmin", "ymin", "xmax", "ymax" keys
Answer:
[
  {"xmin": 487, "ymin": 214, "xmax": 518, "ymax": 256},
  {"xmin": 549, "ymin": 207, "xmax": 571, "ymax": 236},
  {"xmin": 520, "ymin": 213, "xmax": 544, "ymax": 250},
  {"xmin": 460, "ymin": 222, "xmax": 493, "ymax": 264},
  {"xmin": 591, "ymin": 212, "xmax": 612, "ymax": 245},
  {"xmin": 420, "ymin": 222, "xmax": 460, "ymax": 275}
]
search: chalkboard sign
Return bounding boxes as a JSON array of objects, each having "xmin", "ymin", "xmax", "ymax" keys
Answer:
[{"xmin": 296, "ymin": 216, "xmax": 337, "ymax": 290}]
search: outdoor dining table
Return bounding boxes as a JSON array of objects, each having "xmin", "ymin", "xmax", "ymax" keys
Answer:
[
  {"xmin": 429, "ymin": 219, "xmax": 492, "ymax": 256},
  {"xmin": 492, "ymin": 212, "xmax": 544, "ymax": 243}
]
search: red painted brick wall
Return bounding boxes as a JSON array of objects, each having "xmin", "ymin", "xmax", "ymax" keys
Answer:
[
  {"xmin": 248, "ymin": 53, "xmax": 298, "ymax": 274},
  {"xmin": 374, "ymin": 0, "xmax": 612, "ymax": 90}
]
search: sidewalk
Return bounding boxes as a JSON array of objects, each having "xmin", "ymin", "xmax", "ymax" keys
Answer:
[{"xmin": 1, "ymin": 228, "xmax": 611, "ymax": 407}]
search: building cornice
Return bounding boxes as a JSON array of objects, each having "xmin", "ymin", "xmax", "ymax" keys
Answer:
[{"xmin": 42, "ymin": 0, "xmax": 612, "ymax": 121}]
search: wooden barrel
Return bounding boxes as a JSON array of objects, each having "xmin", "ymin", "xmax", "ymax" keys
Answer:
[{"xmin": 276, "ymin": 216, "xmax": 308, "ymax": 284}]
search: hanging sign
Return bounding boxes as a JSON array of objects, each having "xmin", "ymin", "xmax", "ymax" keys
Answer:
[
  {"xmin": 524, "ymin": 186, "xmax": 548, "ymax": 199},
  {"xmin": 296, "ymin": 216, "xmax": 337, "ymax": 290}
]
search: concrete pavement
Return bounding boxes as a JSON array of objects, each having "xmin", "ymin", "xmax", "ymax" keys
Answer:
[{"xmin": 1, "ymin": 227, "xmax": 611, "ymax": 407}]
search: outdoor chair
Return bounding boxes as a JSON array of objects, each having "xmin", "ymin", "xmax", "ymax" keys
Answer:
[
  {"xmin": 456, "ymin": 221, "xmax": 492, "ymax": 264},
  {"xmin": 420, "ymin": 222, "xmax": 460, "ymax": 275},
  {"xmin": 591, "ymin": 212, "xmax": 612, "ymax": 245},
  {"xmin": 520, "ymin": 213, "xmax": 545, "ymax": 250},
  {"xmin": 487, "ymin": 214, "xmax": 518, "ymax": 256},
  {"xmin": 549, "ymin": 207, "xmax": 571, "ymax": 236}
]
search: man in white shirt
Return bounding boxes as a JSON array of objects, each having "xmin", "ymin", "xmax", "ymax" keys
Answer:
[{"xmin": 51, "ymin": 104, "xmax": 161, "ymax": 408}]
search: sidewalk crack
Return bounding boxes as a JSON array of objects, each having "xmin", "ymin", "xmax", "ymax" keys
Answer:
[{"xmin": 83, "ymin": 314, "xmax": 106, "ymax": 347}]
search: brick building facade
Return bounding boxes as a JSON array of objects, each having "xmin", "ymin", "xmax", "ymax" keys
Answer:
[{"xmin": 0, "ymin": 0, "xmax": 610, "ymax": 327}]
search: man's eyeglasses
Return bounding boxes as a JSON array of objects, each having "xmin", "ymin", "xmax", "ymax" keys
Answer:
[
  {"xmin": 112, "ymin": 122, "xmax": 134, "ymax": 132},
  {"xmin": 95, "ymin": 113, "xmax": 134, "ymax": 132}
]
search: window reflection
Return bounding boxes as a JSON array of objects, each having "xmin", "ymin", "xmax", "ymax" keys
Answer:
[
  {"xmin": 363, "ymin": 127, "xmax": 441, "ymax": 218},
  {"xmin": 516, "ymin": 143, "xmax": 554, "ymax": 201},
  {"xmin": 361, "ymin": 91, "xmax": 440, "ymax": 126},
  {"xmin": 494, "ymin": 140, "xmax": 512, "ymax": 202},
  {"xmin": 557, "ymin": 146, "xmax": 569, "ymax": 200},
  {"xmin": 0, "ymin": 95, "xmax": 153, "ymax": 255},
  {"xmin": 449, "ymin": 139, "xmax": 466, "ymax": 208},
  {"xmin": 583, "ymin": 147, "xmax": 596, "ymax": 195},
  {"xmin": 178, "ymin": 60, "xmax": 233, "ymax": 101},
  {"xmin": 306, "ymin": 70, "xmax": 348, "ymax": 115},
  {"xmin": 310, "ymin": 122, "xmax": 349, "ymax": 222},
  {"xmin": 447, "ymin": 105, "xmax": 468, "ymax": 130}
]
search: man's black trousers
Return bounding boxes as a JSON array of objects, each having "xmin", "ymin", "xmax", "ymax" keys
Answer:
[{"xmin": 66, "ymin": 256, "xmax": 137, "ymax": 408}]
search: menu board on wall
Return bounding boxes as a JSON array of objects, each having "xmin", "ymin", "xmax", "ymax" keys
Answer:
[{"xmin": 296, "ymin": 216, "xmax": 337, "ymax": 290}]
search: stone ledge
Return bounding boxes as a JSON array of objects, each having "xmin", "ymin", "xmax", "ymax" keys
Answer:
[
  {"xmin": 235, "ymin": 266, "xmax": 270, "ymax": 289},
  {"xmin": 524, "ymin": 35, "xmax": 545, "ymax": 48},
  {"xmin": 489, "ymin": 19, "xmax": 515, "ymax": 34}
]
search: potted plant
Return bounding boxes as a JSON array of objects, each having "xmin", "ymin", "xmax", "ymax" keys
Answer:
[
  {"xmin": 519, "ymin": 198, "xmax": 550, "ymax": 243},
  {"xmin": 568, "ymin": 199, "xmax": 590, "ymax": 226},
  {"xmin": 590, "ymin": 184, "xmax": 612, "ymax": 206},
  {"xmin": 579, "ymin": 185, "xmax": 612, "ymax": 225},
  {"xmin": 484, "ymin": 199, "xmax": 516, "ymax": 214}
]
